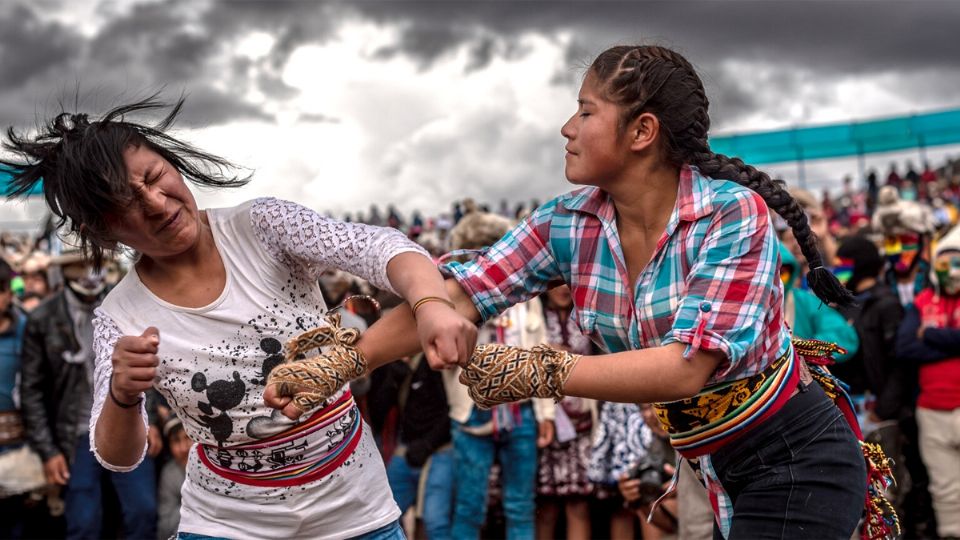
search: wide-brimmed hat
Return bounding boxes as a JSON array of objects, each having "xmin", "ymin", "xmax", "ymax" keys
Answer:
[{"xmin": 18, "ymin": 251, "xmax": 51, "ymax": 274}]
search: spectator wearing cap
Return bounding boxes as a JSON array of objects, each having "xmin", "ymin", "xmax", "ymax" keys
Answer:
[
  {"xmin": 157, "ymin": 417, "xmax": 189, "ymax": 540},
  {"xmin": 18, "ymin": 251, "xmax": 51, "ymax": 312},
  {"xmin": 20, "ymin": 245, "xmax": 158, "ymax": 539}
]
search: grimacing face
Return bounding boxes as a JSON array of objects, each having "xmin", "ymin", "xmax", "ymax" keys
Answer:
[{"xmin": 103, "ymin": 144, "xmax": 203, "ymax": 261}]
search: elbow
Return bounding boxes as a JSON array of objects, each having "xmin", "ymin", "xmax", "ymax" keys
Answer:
[
  {"xmin": 663, "ymin": 374, "xmax": 708, "ymax": 402},
  {"xmin": 92, "ymin": 441, "xmax": 145, "ymax": 473}
]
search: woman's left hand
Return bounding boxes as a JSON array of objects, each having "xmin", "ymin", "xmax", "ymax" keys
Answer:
[{"xmin": 414, "ymin": 302, "xmax": 477, "ymax": 370}]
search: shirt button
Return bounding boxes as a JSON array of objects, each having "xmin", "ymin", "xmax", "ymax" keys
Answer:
[{"xmin": 699, "ymin": 302, "xmax": 712, "ymax": 313}]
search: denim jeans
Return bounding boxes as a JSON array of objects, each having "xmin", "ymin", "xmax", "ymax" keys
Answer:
[
  {"xmin": 177, "ymin": 520, "xmax": 406, "ymax": 540},
  {"xmin": 709, "ymin": 382, "xmax": 867, "ymax": 539},
  {"xmin": 386, "ymin": 446, "xmax": 454, "ymax": 540},
  {"xmin": 348, "ymin": 520, "xmax": 406, "ymax": 540},
  {"xmin": 451, "ymin": 403, "xmax": 537, "ymax": 540},
  {"xmin": 66, "ymin": 434, "xmax": 156, "ymax": 540}
]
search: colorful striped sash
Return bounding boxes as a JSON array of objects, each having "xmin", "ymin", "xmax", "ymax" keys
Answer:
[
  {"xmin": 197, "ymin": 390, "xmax": 362, "ymax": 488},
  {"xmin": 653, "ymin": 346, "xmax": 798, "ymax": 457}
]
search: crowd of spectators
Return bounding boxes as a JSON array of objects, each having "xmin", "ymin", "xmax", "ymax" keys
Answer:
[{"xmin": 1, "ymin": 155, "xmax": 959, "ymax": 539}]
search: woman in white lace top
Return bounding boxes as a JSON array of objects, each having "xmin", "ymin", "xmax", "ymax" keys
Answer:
[{"xmin": 2, "ymin": 96, "xmax": 477, "ymax": 539}]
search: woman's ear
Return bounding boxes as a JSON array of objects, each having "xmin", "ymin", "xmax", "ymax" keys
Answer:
[{"xmin": 628, "ymin": 112, "xmax": 661, "ymax": 153}]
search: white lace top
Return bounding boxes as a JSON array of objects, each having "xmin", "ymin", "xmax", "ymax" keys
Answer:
[{"xmin": 89, "ymin": 198, "xmax": 425, "ymax": 538}]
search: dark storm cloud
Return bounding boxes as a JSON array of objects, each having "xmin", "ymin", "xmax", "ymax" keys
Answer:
[
  {"xmin": 320, "ymin": 1, "xmax": 960, "ymax": 128},
  {"xmin": 3, "ymin": 0, "xmax": 958, "ymax": 132},
  {"xmin": 345, "ymin": 1, "xmax": 960, "ymax": 75},
  {"xmin": 0, "ymin": 0, "xmax": 320, "ymax": 128},
  {"xmin": 177, "ymin": 87, "xmax": 272, "ymax": 126},
  {"xmin": 0, "ymin": 4, "xmax": 80, "ymax": 91}
]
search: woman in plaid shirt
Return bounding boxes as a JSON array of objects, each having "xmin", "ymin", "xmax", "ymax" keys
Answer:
[{"xmin": 267, "ymin": 45, "xmax": 886, "ymax": 539}]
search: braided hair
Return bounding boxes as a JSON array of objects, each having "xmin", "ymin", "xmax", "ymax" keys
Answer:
[
  {"xmin": 2, "ymin": 93, "xmax": 249, "ymax": 268},
  {"xmin": 590, "ymin": 45, "xmax": 852, "ymax": 306}
]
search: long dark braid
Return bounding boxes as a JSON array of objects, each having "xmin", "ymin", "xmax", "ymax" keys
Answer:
[{"xmin": 590, "ymin": 45, "xmax": 853, "ymax": 306}]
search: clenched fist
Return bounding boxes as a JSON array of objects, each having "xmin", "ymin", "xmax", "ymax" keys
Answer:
[{"xmin": 110, "ymin": 327, "xmax": 160, "ymax": 404}]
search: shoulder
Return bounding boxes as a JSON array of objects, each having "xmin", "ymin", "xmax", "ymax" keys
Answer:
[
  {"xmin": 704, "ymin": 177, "xmax": 770, "ymax": 217},
  {"xmin": 248, "ymin": 196, "xmax": 295, "ymax": 216},
  {"xmin": 99, "ymin": 271, "xmax": 141, "ymax": 315},
  {"xmin": 247, "ymin": 197, "xmax": 343, "ymax": 234},
  {"xmin": 524, "ymin": 187, "xmax": 602, "ymax": 232}
]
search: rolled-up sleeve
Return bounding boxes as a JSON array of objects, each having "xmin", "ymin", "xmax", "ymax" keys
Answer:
[
  {"xmin": 662, "ymin": 191, "xmax": 781, "ymax": 376},
  {"xmin": 443, "ymin": 205, "xmax": 563, "ymax": 322}
]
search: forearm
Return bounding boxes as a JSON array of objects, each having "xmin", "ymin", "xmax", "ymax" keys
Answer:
[
  {"xmin": 385, "ymin": 252, "xmax": 450, "ymax": 306},
  {"xmin": 562, "ymin": 343, "xmax": 720, "ymax": 403},
  {"xmin": 923, "ymin": 327, "xmax": 960, "ymax": 353},
  {"xmin": 93, "ymin": 396, "xmax": 147, "ymax": 468},
  {"xmin": 358, "ymin": 278, "xmax": 480, "ymax": 371}
]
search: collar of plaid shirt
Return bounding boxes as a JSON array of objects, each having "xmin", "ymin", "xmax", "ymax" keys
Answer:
[{"xmin": 558, "ymin": 164, "xmax": 715, "ymax": 225}]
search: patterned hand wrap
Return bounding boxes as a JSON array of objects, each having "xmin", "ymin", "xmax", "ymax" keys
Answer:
[
  {"xmin": 459, "ymin": 344, "xmax": 580, "ymax": 409},
  {"xmin": 267, "ymin": 313, "xmax": 366, "ymax": 414}
]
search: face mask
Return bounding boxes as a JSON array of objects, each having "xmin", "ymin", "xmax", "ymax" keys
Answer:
[
  {"xmin": 934, "ymin": 255, "xmax": 960, "ymax": 296},
  {"xmin": 833, "ymin": 257, "xmax": 855, "ymax": 286},
  {"xmin": 66, "ymin": 267, "xmax": 107, "ymax": 298},
  {"xmin": 885, "ymin": 234, "xmax": 922, "ymax": 276}
]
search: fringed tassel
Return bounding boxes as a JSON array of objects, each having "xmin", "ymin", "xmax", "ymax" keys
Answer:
[
  {"xmin": 794, "ymin": 337, "xmax": 899, "ymax": 539},
  {"xmin": 860, "ymin": 441, "xmax": 901, "ymax": 540},
  {"xmin": 792, "ymin": 337, "xmax": 847, "ymax": 366}
]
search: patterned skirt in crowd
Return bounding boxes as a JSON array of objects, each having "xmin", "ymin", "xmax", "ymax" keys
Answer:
[
  {"xmin": 587, "ymin": 401, "xmax": 647, "ymax": 499},
  {"xmin": 537, "ymin": 398, "xmax": 594, "ymax": 497}
]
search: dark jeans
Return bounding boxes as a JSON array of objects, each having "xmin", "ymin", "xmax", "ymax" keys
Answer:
[
  {"xmin": 65, "ymin": 434, "xmax": 156, "ymax": 540},
  {"xmin": 709, "ymin": 382, "xmax": 867, "ymax": 539}
]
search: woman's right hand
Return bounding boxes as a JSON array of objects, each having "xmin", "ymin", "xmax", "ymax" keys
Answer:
[{"xmin": 110, "ymin": 327, "xmax": 160, "ymax": 403}]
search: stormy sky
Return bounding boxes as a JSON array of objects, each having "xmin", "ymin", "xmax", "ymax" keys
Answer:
[{"xmin": 2, "ymin": 0, "xmax": 959, "ymax": 224}]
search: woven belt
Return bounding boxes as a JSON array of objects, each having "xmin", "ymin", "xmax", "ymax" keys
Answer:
[
  {"xmin": 653, "ymin": 346, "xmax": 799, "ymax": 458},
  {"xmin": 197, "ymin": 391, "xmax": 362, "ymax": 487}
]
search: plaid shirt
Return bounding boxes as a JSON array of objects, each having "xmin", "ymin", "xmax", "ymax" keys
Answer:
[{"xmin": 444, "ymin": 165, "xmax": 791, "ymax": 385}]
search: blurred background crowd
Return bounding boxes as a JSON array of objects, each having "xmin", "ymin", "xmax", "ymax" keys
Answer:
[{"xmin": 2, "ymin": 155, "xmax": 960, "ymax": 540}]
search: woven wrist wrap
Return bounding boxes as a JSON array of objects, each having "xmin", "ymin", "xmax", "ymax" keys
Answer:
[
  {"xmin": 459, "ymin": 344, "xmax": 580, "ymax": 410},
  {"xmin": 267, "ymin": 313, "xmax": 367, "ymax": 414}
]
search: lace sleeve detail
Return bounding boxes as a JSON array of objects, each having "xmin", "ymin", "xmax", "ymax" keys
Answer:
[
  {"xmin": 89, "ymin": 309, "xmax": 149, "ymax": 472},
  {"xmin": 249, "ymin": 197, "xmax": 430, "ymax": 294}
]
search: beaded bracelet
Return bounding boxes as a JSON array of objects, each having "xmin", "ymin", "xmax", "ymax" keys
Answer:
[
  {"xmin": 109, "ymin": 373, "xmax": 144, "ymax": 409},
  {"xmin": 411, "ymin": 296, "xmax": 456, "ymax": 317}
]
